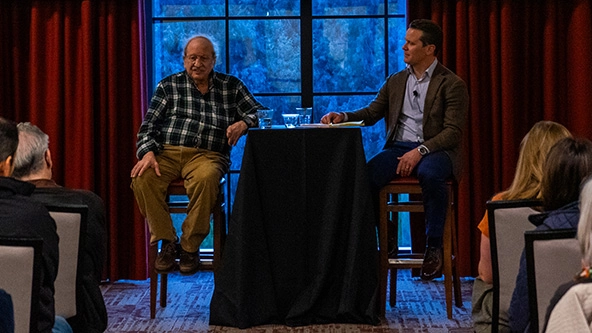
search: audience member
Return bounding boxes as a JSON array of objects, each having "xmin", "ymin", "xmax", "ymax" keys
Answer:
[
  {"xmin": 543, "ymin": 176, "xmax": 592, "ymax": 332},
  {"xmin": 508, "ymin": 137, "xmax": 592, "ymax": 332},
  {"xmin": 471, "ymin": 121, "xmax": 572, "ymax": 332},
  {"xmin": 131, "ymin": 35, "xmax": 263, "ymax": 275},
  {"xmin": 12, "ymin": 122, "xmax": 108, "ymax": 333},
  {"xmin": 0, "ymin": 289, "xmax": 14, "ymax": 333},
  {"xmin": 320, "ymin": 19, "xmax": 469, "ymax": 280},
  {"xmin": 0, "ymin": 117, "xmax": 70, "ymax": 333}
]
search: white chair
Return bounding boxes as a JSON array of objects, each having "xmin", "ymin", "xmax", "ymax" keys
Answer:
[
  {"xmin": 0, "ymin": 236, "xmax": 43, "ymax": 333},
  {"xmin": 524, "ymin": 228, "xmax": 580, "ymax": 333},
  {"xmin": 487, "ymin": 199, "xmax": 542, "ymax": 332},
  {"xmin": 46, "ymin": 204, "xmax": 88, "ymax": 320}
]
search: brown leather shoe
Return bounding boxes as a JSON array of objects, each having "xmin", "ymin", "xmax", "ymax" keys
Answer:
[
  {"xmin": 420, "ymin": 246, "xmax": 443, "ymax": 281},
  {"xmin": 155, "ymin": 241, "xmax": 177, "ymax": 273},
  {"xmin": 179, "ymin": 250, "xmax": 200, "ymax": 275}
]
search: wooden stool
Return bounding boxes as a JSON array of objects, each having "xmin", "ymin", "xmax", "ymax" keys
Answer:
[
  {"xmin": 378, "ymin": 176, "xmax": 462, "ymax": 319},
  {"xmin": 147, "ymin": 178, "xmax": 226, "ymax": 319}
]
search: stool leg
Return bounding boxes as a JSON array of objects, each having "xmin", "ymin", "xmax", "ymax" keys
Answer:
[
  {"xmin": 160, "ymin": 273, "xmax": 168, "ymax": 307},
  {"xmin": 378, "ymin": 189, "xmax": 389, "ymax": 317},
  {"xmin": 388, "ymin": 217, "xmax": 399, "ymax": 307},
  {"xmin": 451, "ymin": 203, "xmax": 462, "ymax": 307},
  {"xmin": 148, "ymin": 244, "xmax": 157, "ymax": 319},
  {"xmin": 443, "ymin": 214, "xmax": 453, "ymax": 319},
  {"xmin": 389, "ymin": 268, "xmax": 398, "ymax": 307}
]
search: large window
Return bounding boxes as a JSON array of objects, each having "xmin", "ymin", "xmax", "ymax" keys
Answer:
[{"xmin": 147, "ymin": 0, "xmax": 409, "ymax": 249}]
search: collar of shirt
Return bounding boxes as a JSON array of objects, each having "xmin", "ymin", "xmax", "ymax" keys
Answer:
[{"xmin": 406, "ymin": 59, "xmax": 438, "ymax": 81}]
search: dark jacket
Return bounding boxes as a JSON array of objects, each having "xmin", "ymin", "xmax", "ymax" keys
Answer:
[
  {"xmin": 29, "ymin": 179, "xmax": 108, "ymax": 333},
  {"xmin": 0, "ymin": 177, "xmax": 59, "ymax": 333},
  {"xmin": 508, "ymin": 201, "xmax": 579, "ymax": 332}
]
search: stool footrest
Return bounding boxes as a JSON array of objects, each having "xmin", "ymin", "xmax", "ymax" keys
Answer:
[
  {"xmin": 386, "ymin": 200, "xmax": 424, "ymax": 206},
  {"xmin": 388, "ymin": 258, "xmax": 423, "ymax": 268}
]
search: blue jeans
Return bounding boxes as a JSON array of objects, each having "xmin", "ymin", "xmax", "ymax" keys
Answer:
[{"xmin": 367, "ymin": 141, "xmax": 453, "ymax": 241}]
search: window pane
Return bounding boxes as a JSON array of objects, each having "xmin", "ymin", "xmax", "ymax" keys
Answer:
[
  {"xmin": 388, "ymin": 0, "xmax": 405, "ymax": 14},
  {"xmin": 229, "ymin": 0, "xmax": 300, "ymax": 16},
  {"xmin": 314, "ymin": 95, "xmax": 385, "ymax": 160},
  {"xmin": 389, "ymin": 17, "xmax": 407, "ymax": 75},
  {"xmin": 313, "ymin": 18, "xmax": 385, "ymax": 93},
  {"xmin": 153, "ymin": 0, "xmax": 225, "ymax": 17},
  {"xmin": 313, "ymin": 0, "xmax": 384, "ymax": 15},
  {"xmin": 230, "ymin": 20, "xmax": 301, "ymax": 93},
  {"xmin": 152, "ymin": 21, "xmax": 226, "ymax": 87}
]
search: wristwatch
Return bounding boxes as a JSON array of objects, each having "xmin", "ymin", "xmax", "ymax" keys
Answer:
[{"xmin": 417, "ymin": 144, "xmax": 429, "ymax": 156}]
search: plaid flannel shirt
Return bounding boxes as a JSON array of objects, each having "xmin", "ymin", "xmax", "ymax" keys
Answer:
[{"xmin": 136, "ymin": 70, "xmax": 262, "ymax": 160}]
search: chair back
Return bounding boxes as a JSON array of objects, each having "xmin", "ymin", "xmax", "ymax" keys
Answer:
[
  {"xmin": 0, "ymin": 237, "xmax": 43, "ymax": 333},
  {"xmin": 46, "ymin": 204, "xmax": 88, "ymax": 319},
  {"xmin": 487, "ymin": 199, "xmax": 542, "ymax": 331},
  {"xmin": 524, "ymin": 229, "xmax": 580, "ymax": 333}
]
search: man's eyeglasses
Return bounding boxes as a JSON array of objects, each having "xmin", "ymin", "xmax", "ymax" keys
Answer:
[{"xmin": 185, "ymin": 55, "xmax": 212, "ymax": 63}]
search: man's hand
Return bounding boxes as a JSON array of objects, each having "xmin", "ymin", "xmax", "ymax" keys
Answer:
[
  {"xmin": 227, "ymin": 121, "xmax": 248, "ymax": 146},
  {"xmin": 131, "ymin": 151, "xmax": 160, "ymax": 178},
  {"xmin": 320, "ymin": 112, "xmax": 345, "ymax": 124},
  {"xmin": 396, "ymin": 149, "xmax": 422, "ymax": 177}
]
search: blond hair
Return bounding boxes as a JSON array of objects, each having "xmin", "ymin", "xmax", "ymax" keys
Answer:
[{"xmin": 502, "ymin": 121, "xmax": 572, "ymax": 200}]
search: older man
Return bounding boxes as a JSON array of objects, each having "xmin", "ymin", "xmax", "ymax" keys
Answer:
[
  {"xmin": 131, "ymin": 35, "xmax": 264, "ymax": 275},
  {"xmin": 13, "ymin": 122, "xmax": 108, "ymax": 333},
  {"xmin": 0, "ymin": 117, "xmax": 69, "ymax": 333}
]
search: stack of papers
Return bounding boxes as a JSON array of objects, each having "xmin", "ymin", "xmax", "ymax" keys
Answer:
[{"xmin": 299, "ymin": 120, "xmax": 364, "ymax": 128}]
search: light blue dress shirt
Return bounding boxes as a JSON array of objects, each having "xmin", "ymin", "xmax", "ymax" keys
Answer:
[{"xmin": 395, "ymin": 59, "xmax": 438, "ymax": 143}]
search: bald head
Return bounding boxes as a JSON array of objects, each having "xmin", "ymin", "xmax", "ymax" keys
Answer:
[{"xmin": 184, "ymin": 36, "xmax": 217, "ymax": 59}]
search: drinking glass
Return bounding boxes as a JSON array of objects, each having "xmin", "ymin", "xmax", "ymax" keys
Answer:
[
  {"xmin": 296, "ymin": 107, "xmax": 312, "ymax": 125},
  {"xmin": 257, "ymin": 109, "xmax": 274, "ymax": 129},
  {"xmin": 282, "ymin": 113, "xmax": 299, "ymax": 128}
]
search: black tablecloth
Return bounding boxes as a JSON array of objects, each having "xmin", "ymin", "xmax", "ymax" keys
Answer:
[{"xmin": 209, "ymin": 127, "xmax": 379, "ymax": 328}]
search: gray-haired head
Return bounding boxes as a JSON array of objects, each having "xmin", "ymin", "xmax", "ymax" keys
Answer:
[{"xmin": 13, "ymin": 122, "xmax": 50, "ymax": 179}]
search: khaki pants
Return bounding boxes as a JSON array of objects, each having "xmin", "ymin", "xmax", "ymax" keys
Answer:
[
  {"xmin": 131, "ymin": 145, "xmax": 227, "ymax": 253},
  {"xmin": 472, "ymin": 276, "xmax": 511, "ymax": 333}
]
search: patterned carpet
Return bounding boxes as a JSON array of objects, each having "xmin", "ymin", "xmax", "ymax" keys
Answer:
[{"xmin": 100, "ymin": 270, "xmax": 475, "ymax": 332}]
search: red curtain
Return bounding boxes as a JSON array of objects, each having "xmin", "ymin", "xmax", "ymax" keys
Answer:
[
  {"xmin": 4, "ymin": 0, "xmax": 592, "ymax": 281},
  {"xmin": 0, "ymin": 0, "xmax": 148, "ymax": 281},
  {"xmin": 408, "ymin": 0, "xmax": 592, "ymax": 275}
]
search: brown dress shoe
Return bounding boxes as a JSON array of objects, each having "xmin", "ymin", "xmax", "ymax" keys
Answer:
[
  {"xmin": 155, "ymin": 241, "xmax": 177, "ymax": 273},
  {"xmin": 420, "ymin": 246, "xmax": 443, "ymax": 281},
  {"xmin": 179, "ymin": 250, "xmax": 200, "ymax": 275}
]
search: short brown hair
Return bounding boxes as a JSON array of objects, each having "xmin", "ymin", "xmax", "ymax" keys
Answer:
[
  {"xmin": 409, "ymin": 19, "xmax": 443, "ymax": 56},
  {"xmin": 541, "ymin": 137, "xmax": 592, "ymax": 210}
]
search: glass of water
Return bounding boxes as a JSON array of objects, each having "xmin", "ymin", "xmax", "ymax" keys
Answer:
[
  {"xmin": 282, "ymin": 113, "xmax": 299, "ymax": 128},
  {"xmin": 296, "ymin": 107, "xmax": 312, "ymax": 125},
  {"xmin": 257, "ymin": 109, "xmax": 274, "ymax": 129}
]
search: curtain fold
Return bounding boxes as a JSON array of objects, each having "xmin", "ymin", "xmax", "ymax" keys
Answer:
[
  {"xmin": 0, "ymin": 0, "xmax": 147, "ymax": 281},
  {"xmin": 408, "ymin": 0, "xmax": 592, "ymax": 276}
]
